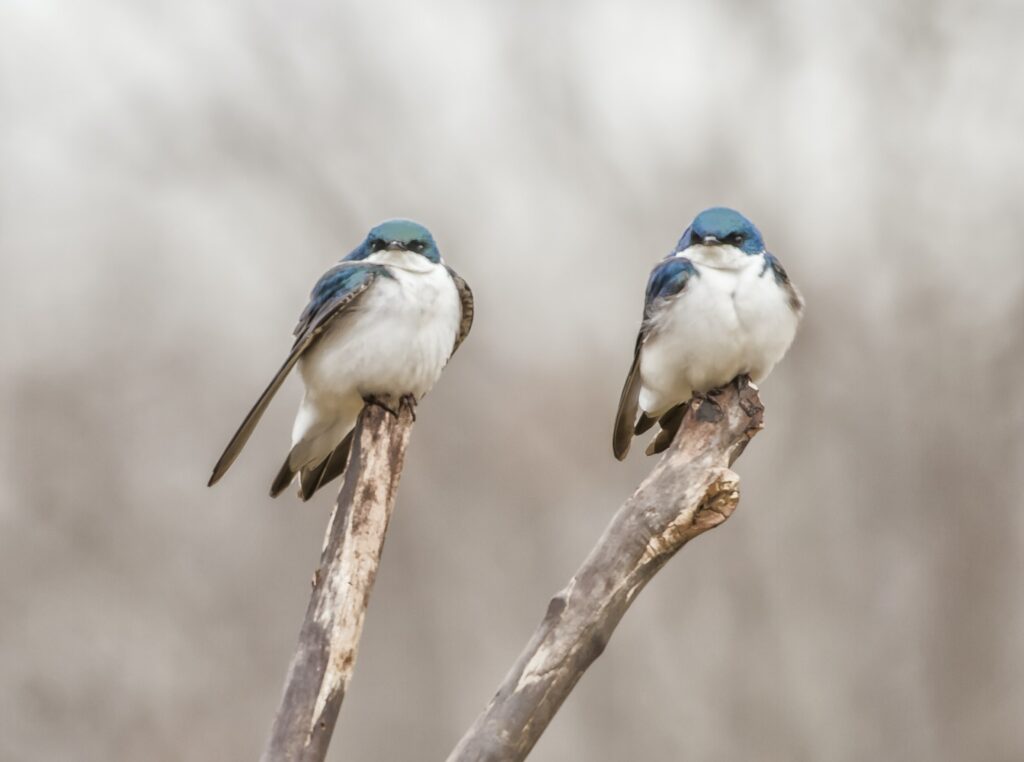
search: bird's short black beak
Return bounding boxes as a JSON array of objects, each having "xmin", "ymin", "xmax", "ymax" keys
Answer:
[
  {"xmin": 385, "ymin": 240, "xmax": 408, "ymax": 251},
  {"xmin": 701, "ymin": 235, "xmax": 720, "ymax": 246}
]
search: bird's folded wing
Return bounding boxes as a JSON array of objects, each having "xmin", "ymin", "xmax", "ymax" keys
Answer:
[
  {"xmin": 208, "ymin": 263, "xmax": 385, "ymax": 486},
  {"xmin": 446, "ymin": 266, "xmax": 475, "ymax": 355},
  {"xmin": 763, "ymin": 252, "xmax": 805, "ymax": 316},
  {"xmin": 612, "ymin": 256, "xmax": 699, "ymax": 459},
  {"xmin": 613, "ymin": 332, "xmax": 644, "ymax": 460}
]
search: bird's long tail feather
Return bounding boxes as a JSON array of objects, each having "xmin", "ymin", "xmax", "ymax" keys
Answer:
[{"xmin": 644, "ymin": 402, "xmax": 687, "ymax": 456}]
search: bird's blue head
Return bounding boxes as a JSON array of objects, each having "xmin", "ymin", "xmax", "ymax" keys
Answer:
[
  {"xmin": 675, "ymin": 207, "xmax": 765, "ymax": 256},
  {"xmin": 351, "ymin": 219, "xmax": 441, "ymax": 263}
]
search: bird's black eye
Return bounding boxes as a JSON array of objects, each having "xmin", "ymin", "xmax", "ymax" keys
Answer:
[
  {"xmin": 410, "ymin": 240, "xmax": 425, "ymax": 253},
  {"xmin": 370, "ymin": 238, "xmax": 385, "ymax": 252},
  {"xmin": 729, "ymin": 233, "xmax": 744, "ymax": 245}
]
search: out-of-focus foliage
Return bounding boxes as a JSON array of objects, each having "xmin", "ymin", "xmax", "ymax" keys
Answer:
[{"xmin": 1, "ymin": 2, "xmax": 1022, "ymax": 760}]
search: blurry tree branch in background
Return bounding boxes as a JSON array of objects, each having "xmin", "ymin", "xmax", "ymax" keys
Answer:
[
  {"xmin": 261, "ymin": 401, "xmax": 415, "ymax": 762},
  {"xmin": 447, "ymin": 377, "xmax": 763, "ymax": 762}
]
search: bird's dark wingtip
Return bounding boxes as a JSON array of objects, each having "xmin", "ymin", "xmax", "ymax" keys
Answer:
[
  {"xmin": 634, "ymin": 412, "xmax": 657, "ymax": 435},
  {"xmin": 269, "ymin": 456, "xmax": 295, "ymax": 498},
  {"xmin": 208, "ymin": 462, "xmax": 228, "ymax": 487}
]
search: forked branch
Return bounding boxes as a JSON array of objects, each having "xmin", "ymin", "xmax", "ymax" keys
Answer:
[{"xmin": 447, "ymin": 377, "xmax": 764, "ymax": 762}]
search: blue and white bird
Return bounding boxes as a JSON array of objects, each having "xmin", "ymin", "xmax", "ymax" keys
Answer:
[
  {"xmin": 209, "ymin": 219, "xmax": 473, "ymax": 500},
  {"xmin": 613, "ymin": 207, "xmax": 803, "ymax": 459}
]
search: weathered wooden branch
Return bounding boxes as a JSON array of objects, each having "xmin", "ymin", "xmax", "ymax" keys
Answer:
[
  {"xmin": 447, "ymin": 377, "xmax": 764, "ymax": 762},
  {"xmin": 261, "ymin": 400, "xmax": 415, "ymax": 762}
]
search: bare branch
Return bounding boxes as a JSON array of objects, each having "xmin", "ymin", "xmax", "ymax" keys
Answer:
[
  {"xmin": 447, "ymin": 377, "xmax": 764, "ymax": 762},
  {"xmin": 261, "ymin": 400, "xmax": 415, "ymax": 762}
]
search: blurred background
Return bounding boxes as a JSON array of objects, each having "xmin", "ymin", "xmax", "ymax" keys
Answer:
[{"xmin": 2, "ymin": 1, "xmax": 1022, "ymax": 760}]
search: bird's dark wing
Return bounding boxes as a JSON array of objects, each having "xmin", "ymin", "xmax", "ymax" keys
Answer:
[
  {"xmin": 612, "ymin": 257, "xmax": 699, "ymax": 460},
  {"xmin": 446, "ymin": 266, "xmax": 474, "ymax": 355},
  {"xmin": 613, "ymin": 331, "xmax": 646, "ymax": 461},
  {"xmin": 762, "ymin": 252, "xmax": 804, "ymax": 316},
  {"xmin": 208, "ymin": 263, "xmax": 386, "ymax": 487}
]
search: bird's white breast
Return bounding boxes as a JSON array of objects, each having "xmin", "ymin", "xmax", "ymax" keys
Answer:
[
  {"xmin": 298, "ymin": 257, "xmax": 461, "ymax": 410},
  {"xmin": 638, "ymin": 250, "xmax": 799, "ymax": 416}
]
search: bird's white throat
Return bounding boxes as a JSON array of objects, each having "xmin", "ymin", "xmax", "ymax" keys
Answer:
[
  {"xmin": 680, "ymin": 244, "xmax": 754, "ymax": 271},
  {"xmin": 366, "ymin": 250, "xmax": 438, "ymax": 272}
]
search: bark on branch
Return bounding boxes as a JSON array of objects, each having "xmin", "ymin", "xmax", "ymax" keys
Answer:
[
  {"xmin": 261, "ymin": 400, "xmax": 415, "ymax": 762},
  {"xmin": 447, "ymin": 377, "xmax": 764, "ymax": 762}
]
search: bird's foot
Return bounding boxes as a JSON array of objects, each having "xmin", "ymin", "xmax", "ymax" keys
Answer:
[
  {"xmin": 705, "ymin": 373, "xmax": 751, "ymax": 401},
  {"xmin": 689, "ymin": 389, "xmax": 712, "ymax": 410},
  {"xmin": 721, "ymin": 374, "xmax": 755, "ymax": 393},
  {"xmin": 399, "ymin": 394, "xmax": 418, "ymax": 421},
  {"xmin": 739, "ymin": 374, "xmax": 758, "ymax": 392},
  {"xmin": 363, "ymin": 394, "xmax": 399, "ymax": 417},
  {"xmin": 692, "ymin": 388, "xmax": 725, "ymax": 423}
]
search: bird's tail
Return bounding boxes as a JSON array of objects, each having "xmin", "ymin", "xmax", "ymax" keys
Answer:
[
  {"xmin": 644, "ymin": 403, "xmax": 686, "ymax": 456},
  {"xmin": 270, "ymin": 456, "xmax": 298, "ymax": 499},
  {"xmin": 270, "ymin": 430, "xmax": 355, "ymax": 501}
]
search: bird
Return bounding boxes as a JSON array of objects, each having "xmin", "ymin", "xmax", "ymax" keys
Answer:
[
  {"xmin": 613, "ymin": 207, "xmax": 803, "ymax": 460},
  {"xmin": 208, "ymin": 219, "xmax": 474, "ymax": 500}
]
